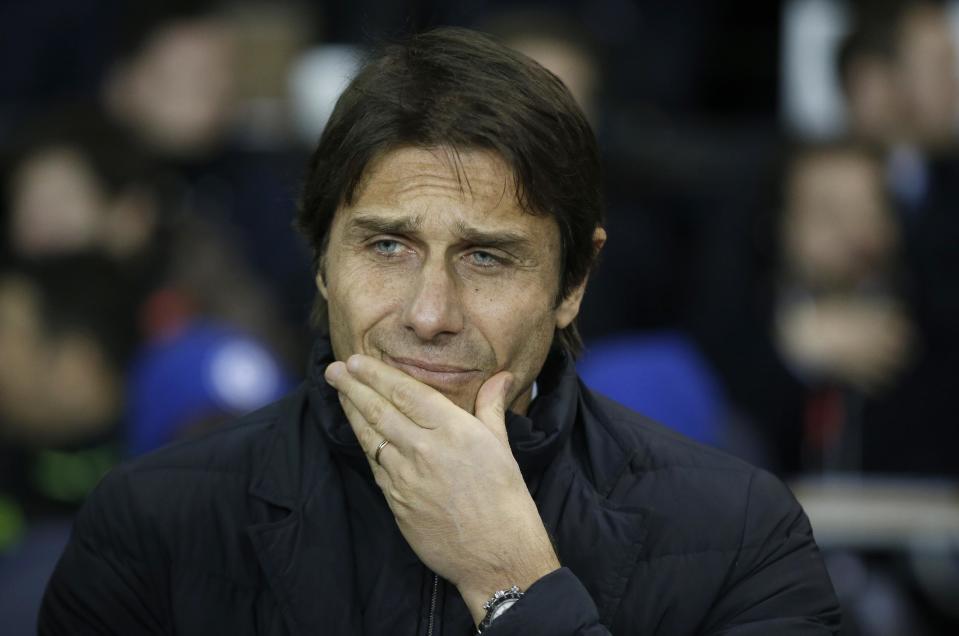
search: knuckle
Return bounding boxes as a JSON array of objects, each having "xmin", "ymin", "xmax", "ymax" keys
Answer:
[
  {"xmin": 391, "ymin": 382, "xmax": 418, "ymax": 411},
  {"xmin": 393, "ymin": 466, "xmax": 415, "ymax": 490},
  {"xmin": 410, "ymin": 439, "xmax": 431, "ymax": 461},
  {"xmin": 360, "ymin": 426, "xmax": 380, "ymax": 451},
  {"xmin": 366, "ymin": 399, "xmax": 386, "ymax": 425},
  {"xmin": 386, "ymin": 478, "xmax": 408, "ymax": 503}
]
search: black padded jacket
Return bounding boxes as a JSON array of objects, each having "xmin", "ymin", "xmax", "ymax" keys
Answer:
[{"xmin": 40, "ymin": 340, "xmax": 841, "ymax": 635}]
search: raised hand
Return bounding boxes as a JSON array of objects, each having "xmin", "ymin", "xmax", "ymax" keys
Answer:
[{"xmin": 324, "ymin": 354, "xmax": 560, "ymax": 623}]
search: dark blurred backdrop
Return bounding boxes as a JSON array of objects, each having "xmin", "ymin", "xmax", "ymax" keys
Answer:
[{"xmin": 1, "ymin": 1, "xmax": 958, "ymax": 634}]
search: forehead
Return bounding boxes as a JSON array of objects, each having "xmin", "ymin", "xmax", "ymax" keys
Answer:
[{"xmin": 343, "ymin": 147, "xmax": 548, "ymax": 231}]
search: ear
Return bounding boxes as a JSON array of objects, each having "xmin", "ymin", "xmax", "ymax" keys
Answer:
[
  {"xmin": 315, "ymin": 267, "xmax": 328, "ymax": 301},
  {"xmin": 555, "ymin": 227, "xmax": 606, "ymax": 329}
]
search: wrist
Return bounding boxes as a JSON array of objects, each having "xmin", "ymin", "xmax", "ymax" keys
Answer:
[
  {"xmin": 476, "ymin": 586, "xmax": 524, "ymax": 633},
  {"xmin": 458, "ymin": 552, "xmax": 560, "ymax": 625}
]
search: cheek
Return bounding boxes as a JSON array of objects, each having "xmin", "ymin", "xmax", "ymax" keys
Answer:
[
  {"xmin": 464, "ymin": 276, "xmax": 557, "ymax": 360},
  {"xmin": 326, "ymin": 260, "xmax": 406, "ymax": 337}
]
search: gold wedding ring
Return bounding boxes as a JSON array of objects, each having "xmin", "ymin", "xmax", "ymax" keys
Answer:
[{"xmin": 374, "ymin": 439, "xmax": 390, "ymax": 464}]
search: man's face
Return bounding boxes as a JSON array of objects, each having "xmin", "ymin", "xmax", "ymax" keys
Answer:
[{"xmin": 318, "ymin": 147, "xmax": 592, "ymax": 414}]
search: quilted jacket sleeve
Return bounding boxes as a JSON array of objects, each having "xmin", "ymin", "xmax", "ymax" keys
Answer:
[
  {"xmin": 38, "ymin": 468, "xmax": 169, "ymax": 635},
  {"xmin": 699, "ymin": 468, "xmax": 842, "ymax": 635},
  {"xmin": 487, "ymin": 469, "xmax": 840, "ymax": 636},
  {"xmin": 483, "ymin": 567, "xmax": 611, "ymax": 635}
]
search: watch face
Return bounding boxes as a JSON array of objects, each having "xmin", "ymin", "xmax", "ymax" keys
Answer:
[
  {"xmin": 480, "ymin": 588, "xmax": 524, "ymax": 631},
  {"xmin": 489, "ymin": 598, "xmax": 520, "ymax": 621}
]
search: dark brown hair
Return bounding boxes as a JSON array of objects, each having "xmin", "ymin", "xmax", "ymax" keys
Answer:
[{"xmin": 297, "ymin": 27, "xmax": 604, "ymax": 357}]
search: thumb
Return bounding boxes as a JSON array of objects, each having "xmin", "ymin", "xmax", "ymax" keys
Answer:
[{"xmin": 475, "ymin": 371, "xmax": 513, "ymax": 446}]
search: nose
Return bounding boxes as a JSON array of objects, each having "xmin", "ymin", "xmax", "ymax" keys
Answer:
[{"xmin": 401, "ymin": 259, "xmax": 465, "ymax": 341}]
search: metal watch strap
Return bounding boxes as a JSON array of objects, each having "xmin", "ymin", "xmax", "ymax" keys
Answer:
[{"xmin": 476, "ymin": 585, "xmax": 524, "ymax": 633}]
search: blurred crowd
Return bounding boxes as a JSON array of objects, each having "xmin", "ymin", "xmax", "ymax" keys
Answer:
[{"xmin": 0, "ymin": 0, "xmax": 957, "ymax": 634}]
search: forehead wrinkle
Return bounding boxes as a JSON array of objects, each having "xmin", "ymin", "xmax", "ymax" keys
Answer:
[{"xmin": 389, "ymin": 172, "xmax": 507, "ymax": 206}]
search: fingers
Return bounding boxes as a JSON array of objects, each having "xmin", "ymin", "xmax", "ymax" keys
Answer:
[
  {"xmin": 474, "ymin": 372, "xmax": 513, "ymax": 447},
  {"xmin": 342, "ymin": 355, "xmax": 451, "ymax": 428},
  {"xmin": 338, "ymin": 393, "xmax": 396, "ymax": 482},
  {"xmin": 325, "ymin": 361, "xmax": 422, "ymax": 454}
]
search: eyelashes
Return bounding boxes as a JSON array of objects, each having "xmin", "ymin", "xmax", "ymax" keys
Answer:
[{"xmin": 367, "ymin": 238, "xmax": 509, "ymax": 270}]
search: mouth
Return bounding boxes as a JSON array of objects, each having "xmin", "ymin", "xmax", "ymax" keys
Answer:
[{"xmin": 382, "ymin": 354, "xmax": 481, "ymax": 390}]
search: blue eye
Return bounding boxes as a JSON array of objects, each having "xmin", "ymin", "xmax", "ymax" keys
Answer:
[
  {"xmin": 469, "ymin": 251, "xmax": 499, "ymax": 267},
  {"xmin": 372, "ymin": 240, "xmax": 404, "ymax": 256}
]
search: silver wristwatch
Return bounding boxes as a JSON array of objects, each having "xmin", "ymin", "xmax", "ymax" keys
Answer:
[{"xmin": 476, "ymin": 585, "xmax": 524, "ymax": 633}]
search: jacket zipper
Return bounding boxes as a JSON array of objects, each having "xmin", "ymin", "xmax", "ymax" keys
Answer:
[{"xmin": 427, "ymin": 573, "xmax": 439, "ymax": 636}]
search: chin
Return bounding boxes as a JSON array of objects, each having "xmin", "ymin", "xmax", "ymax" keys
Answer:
[{"xmin": 426, "ymin": 383, "xmax": 480, "ymax": 413}]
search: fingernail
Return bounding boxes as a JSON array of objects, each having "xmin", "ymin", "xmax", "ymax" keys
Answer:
[
  {"xmin": 325, "ymin": 361, "xmax": 345, "ymax": 384},
  {"xmin": 346, "ymin": 354, "xmax": 363, "ymax": 373}
]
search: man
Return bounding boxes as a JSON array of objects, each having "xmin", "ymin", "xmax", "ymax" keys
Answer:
[{"xmin": 40, "ymin": 28, "xmax": 840, "ymax": 634}]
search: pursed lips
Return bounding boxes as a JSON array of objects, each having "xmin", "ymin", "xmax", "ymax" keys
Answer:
[{"xmin": 382, "ymin": 353, "xmax": 482, "ymax": 389}]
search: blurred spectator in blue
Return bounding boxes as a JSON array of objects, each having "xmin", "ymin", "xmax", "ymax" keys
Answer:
[
  {"xmin": 578, "ymin": 332, "xmax": 726, "ymax": 444},
  {"xmin": 125, "ymin": 321, "xmax": 292, "ymax": 457}
]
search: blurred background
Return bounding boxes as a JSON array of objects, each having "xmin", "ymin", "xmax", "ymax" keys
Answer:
[{"xmin": 0, "ymin": 0, "xmax": 957, "ymax": 633}]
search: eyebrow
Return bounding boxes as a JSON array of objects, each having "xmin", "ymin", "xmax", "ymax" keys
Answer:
[
  {"xmin": 346, "ymin": 214, "xmax": 422, "ymax": 236},
  {"xmin": 346, "ymin": 213, "xmax": 533, "ymax": 252},
  {"xmin": 450, "ymin": 220, "xmax": 532, "ymax": 252}
]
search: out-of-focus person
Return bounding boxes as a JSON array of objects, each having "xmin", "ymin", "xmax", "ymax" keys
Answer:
[
  {"xmin": 838, "ymin": 0, "xmax": 959, "ymax": 215},
  {"xmin": 775, "ymin": 143, "xmax": 913, "ymax": 397},
  {"xmin": 692, "ymin": 140, "xmax": 916, "ymax": 474},
  {"xmin": 125, "ymin": 321, "xmax": 292, "ymax": 457},
  {"xmin": 839, "ymin": 0, "xmax": 958, "ymax": 155},
  {"xmin": 0, "ymin": 254, "xmax": 135, "ymax": 636},
  {"xmin": 893, "ymin": 0, "xmax": 959, "ymax": 153},
  {"xmin": 836, "ymin": 1, "xmax": 959, "ymax": 477},
  {"xmin": 0, "ymin": 255, "xmax": 136, "ymax": 448},
  {"xmin": 104, "ymin": 1, "xmax": 237, "ymax": 160},
  {"xmin": 101, "ymin": 1, "xmax": 315, "ymax": 332},
  {"xmin": 4, "ymin": 109, "xmax": 158, "ymax": 266},
  {"xmin": 2, "ymin": 106, "xmax": 298, "ymax": 364}
]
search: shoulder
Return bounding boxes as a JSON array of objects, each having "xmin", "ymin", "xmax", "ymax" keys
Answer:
[
  {"xmin": 580, "ymin": 386, "xmax": 807, "ymax": 551},
  {"xmin": 128, "ymin": 385, "xmax": 303, "ymax": 475},
  {"xmin": 79, "ymin": 387, "xmax": 306, "ymax": 550}
]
